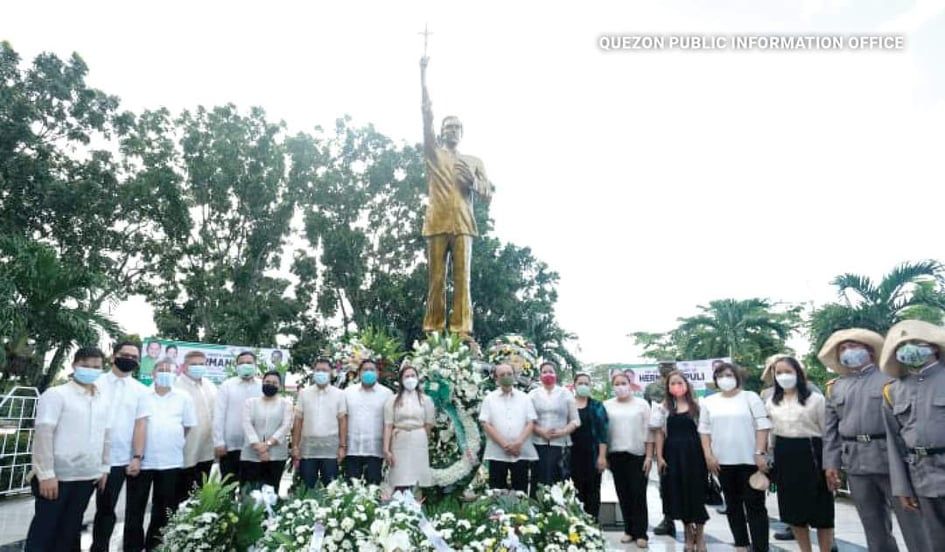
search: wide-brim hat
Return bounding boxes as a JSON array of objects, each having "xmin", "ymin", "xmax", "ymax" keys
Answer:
[
  {"xmin": 748, "ymin": 471, "xmax": 770, "ymax": 492},
  {"xmin": 760, "ymin": 354, "xmax": 792, "ymax": 385},
  {"xmin": 879, "ymin": 320, "xmax": 945, "ymax": 378},
  {"xmin": 818, "ymin": 328, "xmax": 885, "ymax": 376}
]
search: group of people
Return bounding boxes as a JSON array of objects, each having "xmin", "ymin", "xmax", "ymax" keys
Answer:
[
  {"xmin": 24, "ymin": 319, "xmax": 945, "ymax": 551},
  {"xmin": 25, "ymin": 344, "xmax": 428, "ymax": 551}
]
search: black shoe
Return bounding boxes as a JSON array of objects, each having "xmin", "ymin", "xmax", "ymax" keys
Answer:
[
  {"xmin": 831, "ymin": 545, "xmax": 838, "ymax": 552},
  {"xmin": 774, "ymin": 527, "xmax": 795, "ymax": 541},
  {"xmin": 653, "ymin": 517, "xmax": 676, "ymax": 537}
]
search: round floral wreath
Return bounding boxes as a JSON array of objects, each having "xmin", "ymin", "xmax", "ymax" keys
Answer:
[{"xmin": 407, "ymin": 332, "xmax": 485, "ymax": 487}]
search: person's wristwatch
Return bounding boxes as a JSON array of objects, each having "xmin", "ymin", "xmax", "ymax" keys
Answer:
[
  {"xmin": 754, "ymin": 450, "xmax": 767, "ymax": 456},
  {"xmin": 132, "ymin": 454, "xmax": 144, "ymax": 461}
]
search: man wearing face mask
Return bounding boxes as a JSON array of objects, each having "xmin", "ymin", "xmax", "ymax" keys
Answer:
[
  {"xmin": 213, "ymin": 351, "xmax": 262, "ymax": 480},
  {"xmin": 26, "ymin": 347, "xmax": 110, "ymax": 551},
  {"xmin": 293, "ymin": 358, "xmax": 347, "ymax": 487},
  {"xmin": 819, "ymin": 328, "xmax": 929, "ymax": 552},
  {"xmin": 91, "ymin": 341, "xmax": 151, "ymax": 552},
  {"xmin": 480, "ymin": 363, "xmax": 539, "ymax": 492},
  {"xmin": 174, "ymin": 350, "xmax": 218, "ymax": 502},
  {"xmin": 343, "ymin": 359, "xmax": 393, "ymax": 484},
  {"xmin": 125, "ymin": 359, "xmax": 196, "ymax": 551},
  {"xmin": 881, "ymin": 320, "xmax": 945, "ymax": 549}
]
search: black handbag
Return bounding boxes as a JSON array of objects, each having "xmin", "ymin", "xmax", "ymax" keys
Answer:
[{"xmin": 705, "ymin": 474, "xmax": 724, "ymax": 505}]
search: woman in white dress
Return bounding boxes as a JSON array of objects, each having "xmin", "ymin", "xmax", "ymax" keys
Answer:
[{"xmin": 383, "ymin": 366, "xmax": 435, "ymax": 491}]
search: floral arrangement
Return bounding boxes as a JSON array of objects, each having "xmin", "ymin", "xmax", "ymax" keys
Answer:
[
  {"xmin": 255, "ymin": 479, "xmax": 382, "ymax": 551},
  {"xmin": 161, "ymin": 478, "xmax": 605, "ymax": 552},
  {"xmin": 486, "ymin": 334, "xmax": 539, "ymax": 388},
  {"xmin": 316, "ymin": 327, "xmax": 404, "ymax": 388},
  {"xmin": 408, "ymin": 332, "xmax": 484, "ymax": 489},
  {"xmin": 158, "ymin": 475, "xmax": 264, "ymax": 552}
]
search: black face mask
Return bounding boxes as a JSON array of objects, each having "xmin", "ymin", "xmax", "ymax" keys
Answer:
[
  {"xmin": 115, "ymin": 357, "xmax": 139, "ymax": 373},
  {"xmin": 262, "ymin": 384, "xmax": 279, "ymax": 397}
]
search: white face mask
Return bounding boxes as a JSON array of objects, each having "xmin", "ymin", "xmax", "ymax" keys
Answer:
[
  {"xmin": 775, "ymin": 373, "xmax": 797, "ymax": 390},
  {"xmin": 402, "ymin": 377, "xmax": 419, "ymax": 391},
  {"xmin": 717, "ymin": 376, "xmax": 737, "ymax": 392}
]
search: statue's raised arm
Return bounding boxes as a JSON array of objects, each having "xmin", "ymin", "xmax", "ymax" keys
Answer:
[{"xmin": 420, "ymin": 56, "xmax": 436, "ymax": 158}]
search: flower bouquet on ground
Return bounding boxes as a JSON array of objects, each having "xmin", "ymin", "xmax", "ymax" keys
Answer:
[
  {"xmin": 533, "ymin": 481, "xmax": 606, "ymax": 551},
  {"xmin": 433, "ymin": 489, "xmax": 540, "ymax": 551},
  {"xmin": 255, "ymin": 479, "xmax": 382, "ymax": 551},
  {"xmin": 158, "ymin": 475, "xmax": 264, "ymax": 552}
]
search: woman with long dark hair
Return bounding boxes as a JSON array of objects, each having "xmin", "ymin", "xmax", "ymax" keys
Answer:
[
  {"xmin": 652, "ymin": 371, "xmax": 708, "ymax": 551},
  {"xmin": 382, "ymin": 365, "xmax": 435, "ymax": 492},
  {"xmin": 765, "ymin": 356, "xmax": 834, "ymax": 552}
]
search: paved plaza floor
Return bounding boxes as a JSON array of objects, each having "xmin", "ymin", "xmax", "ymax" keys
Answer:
[{"xmin": 0, "ymin": 469, "xmax": 899, "ymax": 551}]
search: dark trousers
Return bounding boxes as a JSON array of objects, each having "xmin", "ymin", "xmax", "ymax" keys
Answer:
[
  {"xmin": 91, "ymin": 465, "xmax": 127, "ymax": 552},
  {"xmin": 571, "ymin": 450, "xmax": 602, "ymax": 519},
  {"xmin": 608, "ymin": 452, "xmax": 649, "ymax": 540},
  {"xmin": 177, "ymin": 460, "xmax": 213, "ymax": 504},
  {"xmin": 125, "ymin": 468, "xmax": 181, "ymax": 552},
  {"xmin": 718, "ymin": 464, "xmax": 768, "ymax": 551},
  {"xmin": 344, "ymin": 455, "xmax": 383, "ymax": 485},
  {"xmin": 489, "ymin": 459, "xmax": 530, "ymax": 492},
  {"xmin": 300, "ymin": 458, "xmax": 339, "ymax": 488},
  {"xmin": 532, "ymin": 444, "xmax": 568, "ymax": 494},
  {"xmin": 26, "ymin": 478, "xmax": 94, "ymax": 552},
  {"xmin": 219, "ymin": 450, "xmax": 241, "ymax": 482},
  {"xmin": 240, "ymin": 460, "xmax": 285, "ymax": 491}
]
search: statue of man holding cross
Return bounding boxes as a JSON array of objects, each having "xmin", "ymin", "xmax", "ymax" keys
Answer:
[{"xmin": 419, "ymin": 30, "xmax": 493, "ymax": 339}]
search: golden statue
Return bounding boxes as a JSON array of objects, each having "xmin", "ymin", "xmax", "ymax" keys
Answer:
[{"xmin": 420, "ymin": 54, "xmax": 493, "ymax": 338}]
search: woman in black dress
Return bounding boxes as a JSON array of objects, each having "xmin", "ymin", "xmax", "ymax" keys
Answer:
[
  {"xmin": 653, "ymin": 370, "xmax": 709, "ymax": 552},
  {"xmin": 569, "ymin": 372, "xmax": 609, "ymax": 519}
]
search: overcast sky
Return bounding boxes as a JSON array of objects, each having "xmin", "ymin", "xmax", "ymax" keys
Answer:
[{"xmin": 4, "ymin": 1, "xmax": 944, "ymax": 363}]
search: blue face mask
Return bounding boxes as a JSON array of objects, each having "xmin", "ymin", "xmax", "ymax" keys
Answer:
[
  {"xmin": 313, "ymin": 371, "xmax": 330, "ymax": 386},
  {"xmin": 73, "ymin": 366, "xmax": 102, "ymax": 385},
  {"xmin": 187, "ymin": 365, "xmax": 206, "ymax": 379},
  {"xmin": 236, "ymin": 363, "xmax": 256, "ymax": 378},
  {"xmin": 896, "ymin": 343, "xmax": 935, "ymax": 368},
  {"xmin": 361, "ymin": 371, "xmax": 378, "ymax": 385},
  {"xmin": 155, "ymin": 371, "xmax": 176, "ymax": 388},
  {"xmin": 839, "ymin": 347, "xmax": 871, "ymax": 369}
]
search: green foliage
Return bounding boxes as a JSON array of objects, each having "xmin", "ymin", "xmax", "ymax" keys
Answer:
[
  {"xmin": 158, "ymin": 475, "xmax": 265, "ymax": 552},
  {"xmin": 633, "ymin": 298, "xmax": 801, "ymax": 380},
  {"xmin": 805, "ymin": 260, "xmax": 945, "ymax": 382}
]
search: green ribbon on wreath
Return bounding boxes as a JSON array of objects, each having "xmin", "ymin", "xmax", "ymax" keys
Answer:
[{"xmin": 424, "ymin": 374, "xmax": 469, "ymax": 455}]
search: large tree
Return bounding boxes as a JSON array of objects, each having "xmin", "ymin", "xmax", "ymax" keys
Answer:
[{"xmin": 0, "ymin": 43, "xmax": 186, "ymax": 388}]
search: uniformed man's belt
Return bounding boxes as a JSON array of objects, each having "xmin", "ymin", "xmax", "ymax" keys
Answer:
[
  {"xmin": 841, "ymin": 433, "xmax": 886, "ymax": 443},
  {"xmin": 908, "ymin": 446, "xmax": 945, "ymax": 457}
]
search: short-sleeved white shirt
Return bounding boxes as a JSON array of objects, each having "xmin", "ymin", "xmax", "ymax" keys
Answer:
[
  {"xmin": 479, "ymin": 388, "xmax": 539, "ymax": 462},
  {"xmin": 698, "ymin": 390, "xmax": 773, "ymax": 465},
  {"xmin": 344, "ymin": 384, "xmax": 393, "ymax": 457},
  {"xmin": 34, "ymin": 380, "xmax": 111, "ymax": 481},
  {"xmin": 603, "ymin": 397, "xmax": 652, "ymax": 455},
  {"xmin": 295, "ymin": 384, "xmax": 347, "ymax": 459},
  {"xmin": 142, "ymin": 389, "xmax": 197, "ymax": 470},
  {"xmin": 529, "ymin": 386, "xmax": 580, "ymax": 447},
  {"xmin": 96, "ymin": 370, "xmax": 152, "ymax": 466}
]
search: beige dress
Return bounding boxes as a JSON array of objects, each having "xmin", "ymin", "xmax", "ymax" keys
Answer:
[{"xmin": 384, "ymin": 391, "xmax": 435, "ymax": 487}]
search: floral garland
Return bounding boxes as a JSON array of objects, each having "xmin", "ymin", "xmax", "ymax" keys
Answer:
[
  {"xmin": 486, "ymin": 334, "xmax": 539, "ymax": 387},
  {"xmin": 408, "ymin": 332, "xmax": 484, "ymax": 488}
]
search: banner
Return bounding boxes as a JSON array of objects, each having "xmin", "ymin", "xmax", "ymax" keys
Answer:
[
  {"xmin": 139, "ymin": 338, "xmax": 290, "ymax": 385},
  {"xmin": 621, "ymin": 357, "xmax": 731, "ymax": 397}
]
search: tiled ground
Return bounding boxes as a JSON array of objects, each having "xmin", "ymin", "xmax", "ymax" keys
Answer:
[{"xmin": 0, "ymin": 469, "xmax": 899, "ymax": 551}]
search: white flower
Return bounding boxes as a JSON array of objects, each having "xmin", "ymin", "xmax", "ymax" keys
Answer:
[{"xmin": 341, "ymin": 518, "xmax": 355, "ymax": 531}]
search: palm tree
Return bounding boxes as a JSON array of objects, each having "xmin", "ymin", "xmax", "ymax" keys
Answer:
[
  {"xmin": 672, "ymin": 298, "xmax": 802, "ymax": 369},
  {"xmin": 808, "ymin": 260, "xmax": 945, "ymax": 354},
  {"xmin": 1, "ymin": 237, "xmax": 119, "ymax": 391}
]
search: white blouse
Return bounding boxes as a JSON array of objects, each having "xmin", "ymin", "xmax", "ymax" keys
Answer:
[
  {"xmin": 766, "ymin": 392, "xmax": 825, "ymax": 439},
  {"xmin": 241, "ymin": 397, "xmax": 294, "ymax": 462},
  {"xmin": 604, "ymin": 397, "xmax": 652, "ymax": 455},
  {"xmin": 698, "ymin": 391, "xmax": 772, "ymax": 466}
]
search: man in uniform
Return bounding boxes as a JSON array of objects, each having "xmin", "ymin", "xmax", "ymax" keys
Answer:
[
  {"xmin": 881, "ymin": 320, "xmax": 945, "ymax": 549},
  {"xmin": 820, "ymin": 328, "xmax": 929, "ymax": 552},
  {"xmin": 644, "ymin": 360, "xmax": 677, "ymax": 538}
]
